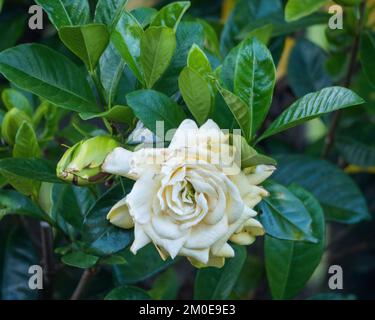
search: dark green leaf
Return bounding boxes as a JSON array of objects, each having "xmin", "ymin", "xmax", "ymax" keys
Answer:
[
  {"xmin": 288, "ymin": 39, "xmax": 332, "ymax": 97},
  {"xmin": 1, "ymin": 89, "xmax": 33, "ymax": 116},
  {"xmin": 0, "ymin": 44, "xmax": 98, "ymax": 113},
  {"xmin": 194, "ymin": 245, "xmax": 246, "ymax": 300},
  {"xmin": 113, "ymin": 244, "xmax": 174, "ymax": 284},
  {"xmin": 126, "ymin": 90, "xmax": 186, "ymax": 137},
  {"xmin": 179, "ymin": 67, "xmax": 212, "ymax": 125},
  {"xmin": 359, "ymin": 31, "xmax": 375, "ymax": 88},
  {"xmin": 222, "ymin": 37, "xmax": 276, "ymax": 133},
  {"xmin": 131, "ymin": 7, "xmax": 158, "ymax": 27},
  {"xmin": 82, "ymin": 185, "xmax": 133, "ymax": 256},
  {"xmin": 217, "ymin": 84, "xmax": 252, "ymax": 141},
  {"xmin": 35, "ymin": 0, "xmax": 90, "ymax": 29},
  {"xmin": 155, "ymin": 21, "xmax": 205, "ymax": 95},
  {"xmin": 150, "ymin": 1, "xmax": 190, "ymax": 31},
  {"xmin": 265, "ymin": 185, "xmax": 325, "ymax": 299},
  {"xmin": 59, "ymin": 24, "xmax": 110, "ymax": 72},
  {"xmin": 61, "ymin": 251, "xmax": 99, "ymax": 269},
  {"xmin": 0, "ymin": 190, "xmax": 51, "ymax": 223},
  {"xmin": 259, "ymin": 181, "xmax": 317, "ymax": 243},
  {"xmin": 141, "ymin": 26, "xmax": 177, "ymax": 88},
  {"xmin": 259, "ymin": 87, "xmax": 364, "ymax": 141},
  {"xmin": 0, "ymin": 158, "xmax": 61, "ymax": 183},
  {"xmin": 0, "ymin": 226, "xmax": 39, "ymax": 300},
  {"xmin": 13, "ymin": 122, "xmax": 41, "ymax": 158},
  {"xmin": 51, "ymin": 184, "xmax": 95, "ymax": 233},
  {"xmin": 105, "ymin": 285, "xmax": 150, "ymax": 300},
  {"xmin": 272, "ymin": 154, "xmax": 370, "ymax": 224},
  {"xmin": 112, "ymin": 11, "xmax": 144, "ymax": 82},
  {"xmin": 285, "ymin": 0, "xmax": 327, "ymax": 22},
  {"xmin": 80, "ymin": 105, "xmax": 134, "ymax": 125},
  {"xmin": 94, "ymin": 0, "xmax": 128, "ymax": 32},
  {"xmin": 148, "ymin": 268, "xmax": 179, "ymax": 300},
  {"xmin": 98, "ymin": 42, "xmax": 126, "ymax": 108}
]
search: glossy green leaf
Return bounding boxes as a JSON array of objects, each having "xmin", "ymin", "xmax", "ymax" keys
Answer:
[
  {"xmin": 0, "ymin": 190, "xmax": 51, "ymax": 223},
  {"xmin": 259, "ymin": 181, "xmax": 317, "ymax": 243},
  {"xmin": 61, "ymin": 251, "xmax": 99, "ymax": 269},
  {"xmin": 265, "ymin": 185, "xmax": 325, "ymax": 299},
  {"xmin": 105, "ymin": 286, "xmax": 151, "ymax": 300},
  {"xmin": 0, "ymin": 44, "xmax": 98, "ymax": 113},
  {"xmin": 1, "ymin": 89, "xmax": 33, "ymax": 116},
  {"xmin": 35, "ymin": 0, "xmax": 90, "ymax": 29},
  {"xmin": 0, "ymin": 226, "xmax": 39, "ymax": 300},
  {"xmin": 179, "ymin": 67, "xmax": 212, "ymax": 125},
  {"xmin": 82, "ymin": 185, "xmax": 133, "ymax": 256},
  {"xmin": 272, "ymin": 155, "xmax": 370, "ymax": 224},
  {"xmin": 198, "ymin": 19, "xmax": 220, "ymax": 57},
  {"xmin": 148, "ymin": 268, "xmax": 179, "ymax": 300},
  {"xmin": 231, "ymin": 255, "xmax": 263, "ymax": 299},
  {"xmin": 288, "ymin": 39, "xmax": 332, "ymax": 97},
  {"xmin": 113, "ymin": 244, "xmax": 175, "ymax": 284},
  {"xmin": 112, "ymin": 11, "xmax": 144, "ymax": 82},
  {"xmin": 126, "ymin": 90, "xmax": 186, "ymax": 136},
  {"xmin": 80, "ymin": 105, "xmax": 134, "ymax": 125},
  {"xmin": 336, "ymin": 136, "xmax": 375, "ymax": 167},
  {"xmin": 285, "ymin": 0, "xmax": 327, "ymax": 22},
  {"xmin": 231, "ymin": 134, "xmax": 277, "ymax": 168},
  {"xmin": 220, "ymin": 0, "xmax": 283, "ymax": 55},
  {"xmin": 94, "ymin": 0, "xmax": 128, "ymax": 32},
  {"xmin": 245, "ymin": 24, "xmax": 274, "ymax": 45},
  {"xmin": 217, "ymin": 84, "xmax": 251, "ymax": 141},
  {"xmin": 194, "ymin": 245, "xmax": 246, "ymax": 300},
  {"xmin": 0, "ymin": 15, "xmax": 26, "ymax": 52},
  {"xmin": 150, "ymin": 1, "xmax": 190, "ymax": 31},
  {"xmin": 98, "ymin": 42, "xmax": 126, "ymax": 108},
  {"xmin": 140, "ymin": 26, "xmax": 177, "ymax": 88},
  {"xmin": 131, "ymin": 7, "xmax": 158, "ymax": 27},
  {"xmin": 51, "ymin": 184, "xmax": 95, "ymax": 234},
  {"xmin": 0, "ymin": 158, "xmax": 61, "ymax": 183},
  {"xmin": 187, "ymin": 44, "xmax": 212, "ymax": 76},
  {"xmin": 359, "ymin": 31, "xmax": 375, "ymax": 88},
  {"xmin": 1, "ymin": 108, "xmax": 32, "ymax": 146},
  {"xmin": 222, "ymin": 36, "xmax": 276, "ymax": 133},
  {"xmin": 13, "ymin": 122, "xmax": 41, "ymax": 159},
  {"xmin": 259, "ymin": 87, "xmax": 364, "ymax": 141},
  {"xmin": 59, "ymin": 24, "xmax": 110, "ymax": 72},
  {"xmin": 155, "ymin": 21, "xmax": 205, "ymax": 96}
]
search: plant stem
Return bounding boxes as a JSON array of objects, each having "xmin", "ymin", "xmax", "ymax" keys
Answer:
[
  {"xmin": 70, "ymin": 268, "xmax": 98, "ymax": 300},
  {"xmin": 321, "ymin": 0, "xmax": 367, "ymax": 158}
]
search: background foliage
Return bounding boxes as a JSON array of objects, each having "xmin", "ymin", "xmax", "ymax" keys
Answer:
[{"xmin": 0, "ymin": 0, "xmax": 374, "ymax": 300}]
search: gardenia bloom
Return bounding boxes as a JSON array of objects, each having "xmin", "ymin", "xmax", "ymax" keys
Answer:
[{"xmin": 102, "ymin": 119, "xmax": 275, "ymax": 268}]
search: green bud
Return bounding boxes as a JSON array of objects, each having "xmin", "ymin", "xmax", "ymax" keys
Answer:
[
  {"xmin": 1, "ymin": 108, "xmax": 32, "ymax": 145},
  {"xmin": 56, "ymin": 136, "xmax": 121, "ymax": 185}
]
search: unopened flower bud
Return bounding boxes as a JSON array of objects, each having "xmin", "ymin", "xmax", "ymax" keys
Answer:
[{"xmin": 57, "ymin": 136, "xmax": 121, "ymax": 185}]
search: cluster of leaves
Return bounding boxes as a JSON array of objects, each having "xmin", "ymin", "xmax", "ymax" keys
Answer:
[{"xmin": 0, "ymin": 0, "xmax": 374, "ymax": 300}]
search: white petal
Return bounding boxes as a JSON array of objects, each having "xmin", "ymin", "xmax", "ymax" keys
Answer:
[
  {"xmin": 107, "ymin": 197, "xmax": 134, "ymax": 229},
  {"xmin": 126, "ymin": 172, "xmax": 160, "ymax": 224},
  {"xmin": 185, "ymin": 215, "xmax": 228, "ymax": 249},
  {"xmin": 244, "ymin": 218, "xmax": 265, "ymax": 236},
  {"xmin": 214, "ymin": 243, "xmax": 235, "ymax": 258},
  {"xmin": 179, "ymin": 247, "xmax": 210, "ymax": 264},
  {"xmin": 230, "ymin": 232, "xmax": 256, "ymax": 245},
  {"xmin": 246, "ymin": 165, "xmax": 276, "ymax": 185},
  {"xmin": 130, "ymin": 225, "xmax": 151, "ymax": 254},
  {"xmin": 102, "ymin": 147, "xmax": 136, "ymax": 179},
  {"xmin": 169, "ymin": 119, "xmax": 199, "ymax": 150}
]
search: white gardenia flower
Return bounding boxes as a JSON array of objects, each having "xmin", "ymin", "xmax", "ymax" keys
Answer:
[{"xmin": 102, "ymin": 119, "xmax": 275, "ymax": 268}]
